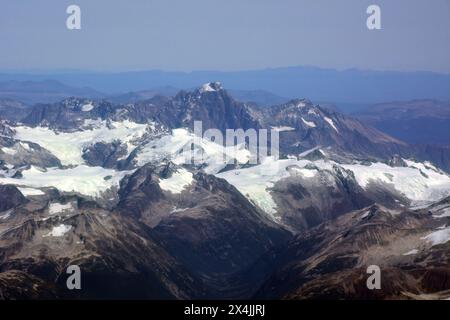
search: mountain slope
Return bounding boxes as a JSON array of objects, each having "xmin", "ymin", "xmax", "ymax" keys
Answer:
[
  {"xmin": 260, "ymin": 99, "xmax": 408, "ymax": 159},
  {"xmin": 354, "ymin": 100, "xmax": 450, "ymax": 146},
  {"xmin": 2, "ymin": 66, "xmax": 450, "ymax": 103},
  {"xmin": 253, "ymin": 199, "xmax": 450, "ymax": 300},
  {"xmin": 0, "ymin": 80, "xmax": 104, "ymax": 105}
]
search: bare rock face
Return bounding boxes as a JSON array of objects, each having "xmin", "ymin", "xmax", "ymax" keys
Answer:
[
  {"xmin": 117, "ymin": 162, "xmax": 290, "ymax": 298},
  {"xmin": 253, "ymin": 203, "xmax": 450, "ymax": 300},
  {"xmin": 0, "ymin": 136, "xmax": 61, "ymax": 168},
  {"xmin": 0, "ymin": 121, "xmax": 15, "ymax": 137},
  {"xmin": 0, "ymin": 162, "xmax": 289, "ymax": 299},
  {"xmin": 0, "ymin": 99, "xmax": 29, "ymax": 122},
  {"xmin": 0, "ymin": 270, "xmax": 58, "ymax": 299},
  {"xmin": 260, "ymin": 99, "xmax": 409, "ymax": 160},
  {"xmin": 271, "ymin": 164, "xmax": 374, "ymax": 231},
  {"xmin": 0, "ymin": 185, "xmax": 27, "ymax": 212},
  {"xmin": 0, "ymin": 200, "xmax": 207, "ymax": 299},
  {"xmin": 21, "ymin": 98, "xmax": 115, "ymax": 130},
  {"xmin": 82, "ymin": 140, "xmax": 128, "ymax": 169},
  {"xmin": 128, "ymin": 82, "xmax": 260, "ymax": 134}
]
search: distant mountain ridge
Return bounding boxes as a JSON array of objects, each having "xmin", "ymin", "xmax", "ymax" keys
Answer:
[
  {"xmin": 0, "ymin": 80, "xmax": 289, "ymax": 108},
  {"xmin": 0, "ymin": 80, "xmax": 104, "ymax": 105},
  {"xmin": 1, "ymin": 66, "xmax": 449, "ymax": 104},
  {"xmin": 354, "ymin": 99, "xmax": 450, "ymax": 146}
]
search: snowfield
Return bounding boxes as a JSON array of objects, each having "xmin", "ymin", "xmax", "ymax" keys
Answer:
[
  {"xmin": 301, "ymin": 118, "xmax": 316, "ymax": 128},
  {"xmin": 2, "ymin": 120, "xmax": 450, "ymax": 222},
  {"xmin": 0, "ymin": 165, "xmax": 129, "ymax": 198},
  {"xmin": 159, "ymin": 168, "xmax": 194, "ymax": 194},
  {"xmin": 44, "ymin": 224, "xmax": 72, "ymax": 237},
  {"xmin": 341, "ymin": 161, "xmax": 450, "ymax": 203},
  {"xmin": 431, "ymin": 204, "xmax": 450, "ymax": 218},
  {"xmin": 1, "ymin": 147, "xmax": 17, "ymax": 155},
  {"xmin": 13, "ymin": 119, "xmax": 149, "ymax": 165},
  {"xmin": 81, "ymin": 103, "xmax": 94, "ymax": 112},
  {"xmin": 218, "ymin": 155, "xmax": 450, "ymax": 220},
  {"xmin": 217, "ymin": 157, "xmax": 304, "ymax": 219},
  {"xmin": 271, "ymin": 126, "xmax": 296, "ymax": 132},
  {"xmin": 17, "ymin": 187, "xmax": 45, "ymax": 196},
  {"xmin": 324, "ymin": 116, "xmax": 339, "ymax": 132},
  {"xmin": 137, "ymin": 128, "xmax": 251, "ymax": 174},
  {"xmin": 48, "ymin": 202, "xmax": 75, "ymax": 215},
  {"xmin": 421, "ymin": 226, "xmax": 450, "ymax": 246}
]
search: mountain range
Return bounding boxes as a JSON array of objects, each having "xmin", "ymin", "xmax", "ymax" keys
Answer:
[
  {"xmin": 0, "ymin": 83, "xmax": 449, "ymax": 299},
  {"xmin": 354, "ymin": 100, "xmax": 450, "ymax": 146},
  {"xmin": 2, "ymin": 66, "xmax": 450, "ymax": 103}
]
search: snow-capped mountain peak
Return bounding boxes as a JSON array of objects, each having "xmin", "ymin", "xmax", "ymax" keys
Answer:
[{"xmin": 199, "ymin": 82, "xmax": 223, "ymax": 93}]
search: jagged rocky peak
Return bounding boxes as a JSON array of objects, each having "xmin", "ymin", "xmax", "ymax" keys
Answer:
[
  {"xmin": 21, "ymin": 98, "xmax": 92, "ymax": 129},
  {"xmin": 60, "ymin": 97, "xmax": 96, "ymax": 111},
  {"xmin": 262, "ymin": 98, "xmax": 327, "ymax": 126},
  {"xmin": 199, "ymin": 82, "xmax": 223, "ymax": 93},
  {"xmin": 0, "ymin": 184, "xmax": 28, "ymax": 211},
  {"xmin": 165, "ymin": 82, "xmax": 259, "ymax": 132},
  {"xmin": 286, "ymin": 98, "xmax": 314, "ymax": 109},
  {"xmin": 0, "ymin": 120, "xmax": 15, "ymax": 137},
  {"xmin": 388, "ymin": 154, "xmax": 408, "ymax": 167},
  {"xmin": 190, "ymin": 82, "xmax": 231, "ymax": 103}
]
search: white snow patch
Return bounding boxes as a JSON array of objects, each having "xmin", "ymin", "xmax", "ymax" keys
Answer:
[
  {"xmin": 301, "ymin": 118, "xmax": 316, "ymax": 128},
  {"xmin": 217, "ymin": 157, "xmax": 311, "ymax": 220},
  {"xmin": 217, "ymin": 157, "xmax": 450, "ymax": 221},
  {"xmin": 159, "ymin": 168, "xmax": 193, "ymax": 194},
  {"xmin": 199, "ymin": 82, "xmax": 221, "ymax": 93},
  {"xmin": 271, "ymin": 126, "xmax": 296, "ymax": 132},
  {"xmin": 298, "ymin": 146, "xmax": 322, "ymax": 158},
  {"xmin": 404, "ymin": 159, "xmax": 441, "ymax": 173},
  {"xmin": 0, "ymin": 165, "xmax": 129, "ymax": 198},
  {"xmin": 170, "ymin": 207, "xmax": 190, "ymax": 213},
  {"xmin": 18, "ymin": 187, "xmax": 45, "ymax": 196},
  {"xmin": 0, "ymin": 210, "xmax": 12, "ymax": 220},
  {"xmin": 361, "ymin": 210, "xmax": 370, "ymax": 219},
  {"xmin": 421, "ymin": 226, "xmax": 450, "ymax": 246},
  {"xmin": 289, "ymin": 166, "xmax": 317, "ymax": 178},
  {"xmin": 403, "ymin": 249, "xmax": 418, "ymax": 256},
  {"xmin": 49, "ymin": 202, "xmax": 74, "ymax": 215},
  {"xmin": 324, "ymin": 116, "xmax": 339, "ymax": 133},
  {"xmin": 81, "ymin": 103, "xmax": 94, "ymax": 112},
  {"xmin": 341, "ymin": 160, "xmax": 450, "ymax": 203},
  {"xmin": 1, "ymin": 147, "xmax": 17, "ymax": 155},
  {"xmin": 13, "ymin": 120, "xmax": 149, "ymax": 165},
  {"xmin": 137, "ymin": 128, "xmax": 251, "ymax": 174},
  {"xmin": 44, "ymin": 224, "xmax": 72, "ymax": 237},
  {"xmin": 433, "ymin": 207, "xmax": 450, "ymax": 219},
  {"xmin": 19, "ymin": 142, "xmax": 32, "ymax": 151}
]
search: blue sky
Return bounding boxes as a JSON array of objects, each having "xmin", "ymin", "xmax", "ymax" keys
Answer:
[{"xmin": 0, "ymin": 0, "xmax": 449, "ymax": 73}]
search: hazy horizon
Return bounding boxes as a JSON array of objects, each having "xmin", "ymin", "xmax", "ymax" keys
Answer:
[
  {"xmin": 1, "ymin": 64, "xmax": 450, "ymax": 76},
  {"xmin": 1, "ymin": 0, "xmax": 449, "ymax": 73}
]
